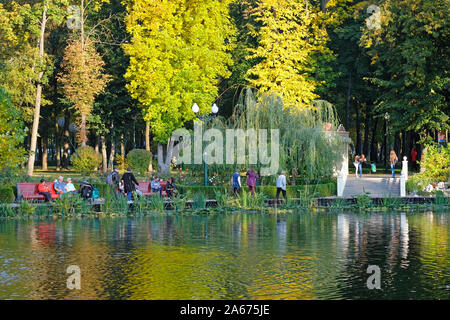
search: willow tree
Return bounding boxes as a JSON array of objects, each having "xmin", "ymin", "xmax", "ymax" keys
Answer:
[
  {"xmin": 213, "ymin": 89, "xmax": 342, "ymax": 183},
  {"xmin": 124, "ymin": 0, "xmax": 235, "ymax": 173},
  {"xmin": 58, "ymin": 38, "xmax": 110, "ymax": 146},
  {"xmin": 246, "ymin": 0, "xmax": 331, "ymax": 109}
]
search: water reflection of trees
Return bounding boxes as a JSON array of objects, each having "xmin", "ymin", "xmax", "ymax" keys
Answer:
[{"xmin": 0, "ymin": 212, "xmax": 448, "ymax": 299}]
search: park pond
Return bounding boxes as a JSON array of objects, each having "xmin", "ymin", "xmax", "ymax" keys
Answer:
[{"xmin": 0, "ymin": 210, "xmax": 449, "ymax": 300}]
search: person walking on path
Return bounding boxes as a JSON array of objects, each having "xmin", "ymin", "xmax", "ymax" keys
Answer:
[
  {"xmin": 390, "ymin": 150, "xmax": 398, "ymax": 178},
  {"xmin": 246, "ymin": 168, "xmax": 258, "ymax": 196},
  {"xmin": 276, "ymin": 171, "xmax": 287, "ymax": 203},
  {"xmin": 232, "ymin": 169, "xmax": 241, "ymax": 196},
  {"xmin": 37, "ymin": 179, "xmax": 52, "ymax": 202},
  {"xmin": 353, "ymin": 155, "xmax": 361, "ymax": 178},
  {"xmin": 121, "ymin": 167, "xmax": 139, "ymax": 202},
  {"xmin": 359, "ymin": 154, "xmax": 367, "ymax": 178}
]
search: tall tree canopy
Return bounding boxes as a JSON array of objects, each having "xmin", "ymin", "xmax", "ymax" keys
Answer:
[
  {"xmin": 58, "ymin": 38, "xmax": 111, "ymax": 145},
  {"xmin": 123, "ymin": 0, "xmax": 235, "ymax": 142},
  {"xmin": 245, "ymin": 0, "xmax": 332, "ymax": 110},
  {"xmin": 363, "ymin": 0, "xmax": 450, "ymax": 141}
]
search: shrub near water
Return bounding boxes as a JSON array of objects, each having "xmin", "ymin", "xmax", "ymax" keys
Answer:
[
  {"xmin": 127, "ymin": 149, "xmax": 152, "ymax": 175},
  {"xmin": 0, "ymin": 186, "xmax": 15, "ymax": 203},
  {"xmin": 72, "ymin": 146, "xmax": 102, "ymax": 174}
]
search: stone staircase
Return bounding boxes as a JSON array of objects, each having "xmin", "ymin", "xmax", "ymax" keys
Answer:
[{"xmin": 342, "ymin": 177, "xmax": 400, "ymax": 198}]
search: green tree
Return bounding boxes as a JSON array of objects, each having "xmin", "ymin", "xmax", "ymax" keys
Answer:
[
  {"xmin": 123, "ymin": 0, "xmax": 235, "ymax": 143},
  {"xmin": 0, "ymin": 87, "xmax": 27, "ymax": 170},
  {"xmin": 362, "ymin": 0, "xmax": 450, "ymax": 141},
  {"xmin": 245, "ymin": 0, "xmax": 332, "ymax": 110}
]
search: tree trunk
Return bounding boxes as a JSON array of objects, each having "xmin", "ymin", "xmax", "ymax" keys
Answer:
[
  {"xmin": 394, "ymin": 131, "xmax": 401, "ymax": 158},
  {"xmin": 108, "ymin": 122, "xmax": 116, "ymax": 171},
  {"xmin": 355, "ymin": 103, "xmax": 362, "ymax": 155},
  {"xmin": 363, "ymin": 111, "xmax": 370, "ymax": 157},
  {"xmin": 384, "ymin": 120, "xmax": 388, "ymax": 168},
  {"xmin": 42, "ymin": 133, "xmax": 48, "ymax": 171},
  {"xmin": 291, "ymin": 168, "xmax": 297, "ymax": 186},
  {"xmin": 157, "ymin": 140, "xmax": 175, "ymax": 174},
  {"xmin": 345, "ymin": 71, "xmax": 352, "ymax": 131},
  {"xmin": 370, "ymin": 118, "xmax": 378, "ymax": 163},
  {"xmin": 145, "ymin": 122, "xmax": 153, "ymax": 172},
  {"xmin": 101, "ymin": 135, "xmax": 107, "ymax": 173},
  {"xmin": 63, "ymin": 112, "xmax": 70, "ymax": 169},
  {"xmin": 80, "ymin": 113, "xmax": 87, "ymax": 146},
  {"xmin": 94, "ymin": 135, "xmax": 99, "ymax": 153},
  {"xmin": 27, "ymin": 6, "xmax": 48, "ymax": 176},
  {"xmin": 120, "ymin": 133, "xmax": 125, "ymax": 156},
  {"xmin": 55, "ymin": 116, "xmax": 61, "ymax": 171},
  {"xmin": 37, "ymin": 136, "xmax": 42, "ymax": 168}
]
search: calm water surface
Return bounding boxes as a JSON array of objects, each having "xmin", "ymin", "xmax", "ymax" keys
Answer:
[{"xmin": 0, "ymin": 211, "xmax": 449, "ymax": 300}]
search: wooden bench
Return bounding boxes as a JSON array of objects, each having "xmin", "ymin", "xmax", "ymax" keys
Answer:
[
  {"xmin": 136, "ymin": 181, "xmax": 167, "ymax": 197},
  {"xmin": 16, "ymin": 182, "xmax": 60, "ymax": 201}
]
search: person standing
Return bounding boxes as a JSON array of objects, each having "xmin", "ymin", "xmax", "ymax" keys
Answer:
[
  {"xmin": 232, "ymin": 169, "xmax": 241, "ymax": 196},
  {"xmin": 354, "ymin": 155, "xmax": 361, "ymax": 178},
  {"xmin": 276, "ymin": 171, "xmax": 287, "ymax": 203},
  {"xmin": 389, "ymin": 150, "xmax": 398, "ymax": 178},
  {"xmin": 37, "ymin": 179, "xmax": 52, "ymax": 202},
  {"xmin": 121, "ymin": 167, "xmax": 139, "ymax": 202},
  {"xmin": 359, "ymin": 154, "xmax": 367, "ymax": 178},
  {"xmin": 411, "ymin": 147, "xmax": 418, "ymax": 171},
  {"xmin": 106, "ymin": 168, "xmax": 120, "ymax": 198},
  {"xmin": 246, "ymin": 168, "xmax": 258, "ymax": 196}
]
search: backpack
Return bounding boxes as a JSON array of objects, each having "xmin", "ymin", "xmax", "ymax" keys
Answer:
[
  {"xmin": 106, "ymin": 172, "xmax": 114, "ymax": 185},
  {"xmin": 92, "ymin": 188, "xmax": 100, "ymax": 199}
]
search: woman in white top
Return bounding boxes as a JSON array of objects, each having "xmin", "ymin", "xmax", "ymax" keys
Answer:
[
  {"xmin": 65, "ymin": 178, "xmax": 77, "ymax": 195},
  {"xmin": 276, "ymin": 171, "xmax": 287, "ymax": 203}
]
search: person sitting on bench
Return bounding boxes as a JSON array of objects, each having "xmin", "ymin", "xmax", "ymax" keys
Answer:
[
  {"xmin": 151, "ymin": 176, "xmax": 162, "ymax": 196},
  {"xmin": 65, "ymin": 178, "xmax": 77, "ymax": 195},
  {"xmin": 166, "ymin": 177, "xmax": 177, "ymax": 199},
  {"xmin": 37, "ymin": 179, "xmax": 52, "ymax": 202},
  {"xmin": 54, "ymin": 176, "xmax": 66, "ymax": 195}
]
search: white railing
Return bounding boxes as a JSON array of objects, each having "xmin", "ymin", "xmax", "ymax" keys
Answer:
[
  {"xmin": 337, "ymin": 161, "xmax": 348, "ymax": 197},
  {"xmin": 400, "ymin": 156, "xmax": 408, "ymax": 197}
]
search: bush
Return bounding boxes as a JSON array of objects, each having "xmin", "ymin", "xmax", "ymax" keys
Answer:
[
  {"xmin": 420, "ymin": 144, "xmax": 450, "ymax": 182},
  {"xmin": 115, "ymin": 154, "xmax": 129, "ymax": 171},
  {"xmin": 126, "ymin": 149, "xmax": 152, "ymax": 175},
  {"xmin": 0, "ymin": 186, "xmax": 15, "ymax": 203},
  {"xmin": 177, "ymin": 181, "xmax": 337, "ymax": 199},
  {"xmin": 72, "ymin": 146, "xmax": 102, "ymax": 174}
]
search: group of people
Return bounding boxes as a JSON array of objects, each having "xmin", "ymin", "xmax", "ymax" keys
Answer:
[
  {"xmin": 354, "ymin": 150, "xmax": 399, "ymax": 178},
  {"xmin": 232, "ymin": 168, "xmax": 287, "ymax": 203},
  {"xmin": 106, "ymin": 167, "xmax": 177, "ymax": 202},
  {"xmin": 37, "ymin": 176, "xmax": 77, "ymax": 202}
]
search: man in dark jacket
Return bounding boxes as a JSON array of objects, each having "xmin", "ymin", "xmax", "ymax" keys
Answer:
[{"xmin": 121, "ymin": 167, "xmax": 139, "ymax": 202}]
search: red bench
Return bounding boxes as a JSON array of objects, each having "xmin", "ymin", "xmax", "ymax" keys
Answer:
[
  {"xmin": 16, "ymin": 182, "xmax": 60, "ymax": 201},
  {"xmin": 136, "ymin": 181, "xmax": 167, "ymax": 196}
]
